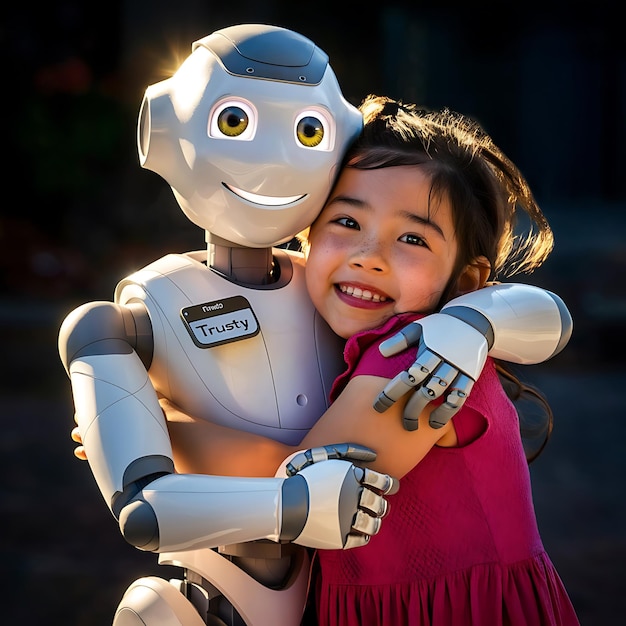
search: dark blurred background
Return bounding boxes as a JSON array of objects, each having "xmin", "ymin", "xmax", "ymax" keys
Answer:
[{"xmin": 2, "ymin": 1, "xmax": 625, "ymax": 624}]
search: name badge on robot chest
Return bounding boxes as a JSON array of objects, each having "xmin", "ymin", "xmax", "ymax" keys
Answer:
[{"xmin": 181, "ymin": 295, "xmax": 260, "ymax": 348}]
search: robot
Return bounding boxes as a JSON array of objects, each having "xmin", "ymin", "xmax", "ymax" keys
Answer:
[{"xmin": 58, "ymin": 24, "xmax": 572, "ymax": 626}]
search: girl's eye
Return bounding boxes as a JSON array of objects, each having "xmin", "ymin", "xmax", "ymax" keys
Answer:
[
  {"xmin": 400, "ymin": 233, "xmax": 428, "ymax": 247},
  {"xmin": 335, "ymin": 216, "xmax": 360, "ymax": 230}
]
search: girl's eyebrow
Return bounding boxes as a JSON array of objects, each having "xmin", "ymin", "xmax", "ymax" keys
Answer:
[
  {"xmin": 401, "ymin": 210, "xmax": 445, "ymax": 240},
  {"xmin": 326, "ymin": 194, "xmax": 364, "ymax": 208},
  {"xmin": 327, "ymin": 194, "xmax": 446, "ymax": 240}
]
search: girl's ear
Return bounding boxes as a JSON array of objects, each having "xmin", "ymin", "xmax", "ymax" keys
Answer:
[{"xmin": 456, "ymin": 255, "xmax": 491, "ymax": 295}]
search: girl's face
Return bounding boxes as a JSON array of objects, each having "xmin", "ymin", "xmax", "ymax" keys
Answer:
[{"xmin": 306, "ymin": 165, "xmax": 459, "ymax": 339}]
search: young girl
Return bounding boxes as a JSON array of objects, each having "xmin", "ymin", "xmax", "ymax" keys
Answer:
[
  {"xmin": 291, "ymin": 96, "xmax": 580, "ymax": 625},
  {"xmin": 81, "ymin": 94, "xmax": 581, "ymax": 624}
]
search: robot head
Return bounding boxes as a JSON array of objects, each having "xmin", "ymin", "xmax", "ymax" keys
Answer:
[{"xmin": 137, "ymin": 24, "xmax": 363, "ymax": 247}]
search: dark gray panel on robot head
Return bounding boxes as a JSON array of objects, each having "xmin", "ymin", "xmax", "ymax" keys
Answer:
[{"xmin": 193, "ymin": 24, "xmax": 329, "ymax": 85}]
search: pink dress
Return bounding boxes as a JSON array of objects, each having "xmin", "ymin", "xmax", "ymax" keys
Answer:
[{"xmin": 315, "ymin": 314, "xmax": 579, "ymax": 626}]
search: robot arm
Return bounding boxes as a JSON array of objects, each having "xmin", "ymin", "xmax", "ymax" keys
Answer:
[
  {"xmin": 59, "ymin": 301, "xmax": 173, "ymax": 518},
  {"xmin": 59, "ymin": 302, "xmax": 394, "ymax": 552},
  {"xmin": 373, "ymin": 283, "xmax": 572, "ymax": 430},
  {"xmin": 124, "ymin": 455, "xmax": 394, "ymax": 553}
]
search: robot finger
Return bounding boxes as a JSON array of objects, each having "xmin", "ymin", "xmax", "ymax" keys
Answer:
[
  {"xmin": 402, "ymin": 388, "xmax": 431, "ymax": 431},
  {"xmin": 408, "ymin": 350, "xmax": 448, "ymax": 386},
  {"xmin": 285, "ymin": 443, "xmax": 377, "ymax": 475},
  {"xmin": 378, "ymin": 321, "xmax": 423, "ymax": 357},
  {"xmin": 285, "ymin": 449, "xmax": 317, "ymax": 475},
  {"xmin": 343, "ymin": 533, "xmax": 370, "ymax": 549},
  {"xmin": 328, "ymin": 443, "xmax": 377, "ymax": 463},
  {"xmin": 401, "ymin": 362, "xmax": 457, "ymax": 431},
  {"xmin": 351, "ymin": 509, "xmax": 382, "ymax": 537},
  {"xmin": 374, "ymin": 370, "xmax": 421, "ymax": 412},
  {"xmin": 428, "ymin": 375, "xmax": 474, "ymax": 429},
  {"xmin": 423, "ymin": 363, "xmax": 458, "ymax": 400},
  {"xmin": 357, "ymin": 467, "xmax": 400, "ymax": 495},
  {"xmin": 373, "ymin": 349, "xmax": 441, "ymax": 413},
  {"xmin": 358, "ymin": 488, "xmax": 389, "ymax": 518}
]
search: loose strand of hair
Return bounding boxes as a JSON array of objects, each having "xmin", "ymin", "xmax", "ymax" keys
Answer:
[{"xmin": 495, "ymin": 362, "xmax": 554, "ymax": 463}]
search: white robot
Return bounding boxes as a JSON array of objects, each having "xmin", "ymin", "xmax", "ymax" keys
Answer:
[{"xmin": 58, "ymin": 24, "xmax": 572, "ymax": 626}]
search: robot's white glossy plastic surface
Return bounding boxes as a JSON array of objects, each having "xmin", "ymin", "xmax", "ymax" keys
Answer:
[
  {"xmin": 443, "ymin": 283, "xmax": 570, "ymax": 364},
  {"xmin": 158, "ymin": 548, "xmax": 311, "ymax": 626},
  {"xmin": 116, "ymin": 249, "xmax": 344, "ymax": 445},
  {"xmin": 113, "ymin": 577, "xmax": 206, "ymax": 626},
  {"xmin": 138, "ymin": 25, "xmax": 362, "ymax": 247},
  {"xmin": 68, "ymin": 350, "xmax": 172, "ymax": 502}
]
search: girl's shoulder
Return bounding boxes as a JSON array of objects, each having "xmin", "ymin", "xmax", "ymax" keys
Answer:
[{"xmin": 330, "ymin": 314, "xmax": 421, "ymax": 401}]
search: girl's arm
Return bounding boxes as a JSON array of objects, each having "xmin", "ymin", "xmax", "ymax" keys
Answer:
[
  {"xmin": 164, "ymin": 375, "xmax": 454, "ymax": 480},
  {"xmin": 298, "ymin": 374, "xmax": 455, "ymax": 478},
  {"xmin": 163, "ymin": 397, "xmax": 296, "ymax": 477}
]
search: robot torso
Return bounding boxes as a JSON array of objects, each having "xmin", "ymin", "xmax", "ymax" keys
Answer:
[{"xmin": 115, "ymin": 249, "xmax": 345, "ymax": 445}]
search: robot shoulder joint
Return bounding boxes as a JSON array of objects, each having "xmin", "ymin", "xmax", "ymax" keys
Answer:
[{"xmin": 58, "ymin": 300, "xmax": 153, "ymax": 370}]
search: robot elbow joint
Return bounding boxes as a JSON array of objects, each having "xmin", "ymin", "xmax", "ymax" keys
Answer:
[{"xmin": 119, "ymin": 498, "xmax": 160, "ymax": 551}]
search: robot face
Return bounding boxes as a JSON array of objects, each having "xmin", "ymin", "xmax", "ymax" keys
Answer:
[{"xmin": 138, "ymin": 25, "xmax": 363, "ymax": 247}]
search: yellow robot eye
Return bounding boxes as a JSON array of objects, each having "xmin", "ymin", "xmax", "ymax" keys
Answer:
[
  {"xmin": 296, "ymin": 116, "xmax": 324, "ymax": 147},
  {"xmin": 294, "ymin": 109, "xmax": 333, "ymax": 151},
  {"xmin": 209, "ymin": 99, "xmax": 256, "ymax": 141},
  {"xmin": 217, "ymin": 106, "xmax": 249, "ymax": 137}
]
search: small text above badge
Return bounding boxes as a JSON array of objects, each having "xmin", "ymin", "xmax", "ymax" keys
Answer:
[{"xmin": 181, "ymin": 295, "xmax": 260, "ymax": 348}]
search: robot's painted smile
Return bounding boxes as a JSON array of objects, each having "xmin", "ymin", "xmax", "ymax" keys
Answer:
[{"xmin": 224, "ymin": 183, "xmax": 306, "ymax": 207}]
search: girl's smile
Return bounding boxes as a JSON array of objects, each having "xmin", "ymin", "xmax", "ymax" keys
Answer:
[{"xmin": 336, "ymin": 282, "xmax": 391, "ymax": 306}]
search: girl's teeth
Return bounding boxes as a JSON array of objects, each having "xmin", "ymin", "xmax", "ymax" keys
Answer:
[{"xmin": 340, "ymin": 285, "xmax": 387, "ymax": 302}]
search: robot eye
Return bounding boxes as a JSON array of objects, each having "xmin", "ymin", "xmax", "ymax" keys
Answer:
[
  {"xmin": 217, "ymin": 106, "xmax": 249, "ymax": 137},
  {"xmin": 296, "ymin": 116, "xmax": 324, "ymax": 147},
  {"xmin": 209, "ymin": 99, "xmax": 256, "ymax": 141},
  {"xmin": 295, "ymin": 109, "xmax": 333, "ymax": 151}
]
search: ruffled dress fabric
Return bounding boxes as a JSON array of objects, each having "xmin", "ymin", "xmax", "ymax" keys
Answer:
[{"xmin": 315, "ymin": 314, "xmax": 579, "ymax": 626}]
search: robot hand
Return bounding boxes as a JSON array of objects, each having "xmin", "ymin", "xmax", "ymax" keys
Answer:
[
  {"xmin": 286, "ymin": 442, "xmax": 375, "ymax": 474},
  {"xmin": 373, "ymin": 313, "xmax": 487, "ymax": 431},
  {"xmin": 282, "ymin": 445, "xmax": 399, "ymax": 550},
  {"xmin": 372, "ymin": 284, "xmax": 572, "ymax": 431}
]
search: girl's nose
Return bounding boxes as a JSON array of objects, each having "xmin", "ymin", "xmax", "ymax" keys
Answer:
[{"xmin": 349, "ymin": 243, "xmax": 387, "ymax": 273}]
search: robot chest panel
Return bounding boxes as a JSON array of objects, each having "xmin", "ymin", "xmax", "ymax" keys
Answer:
[{"xmin": 117, "ymin": 254, "xmax": 344, "ymax": 445}]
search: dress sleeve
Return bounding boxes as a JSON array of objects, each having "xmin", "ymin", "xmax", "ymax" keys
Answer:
[
  {"xmin": 329, "ymin": 313, "xmax": 421, "ymax": 402},
  {"xmin": 352, "ymin": 337, "xmax": 419, "ymax": 380}
]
